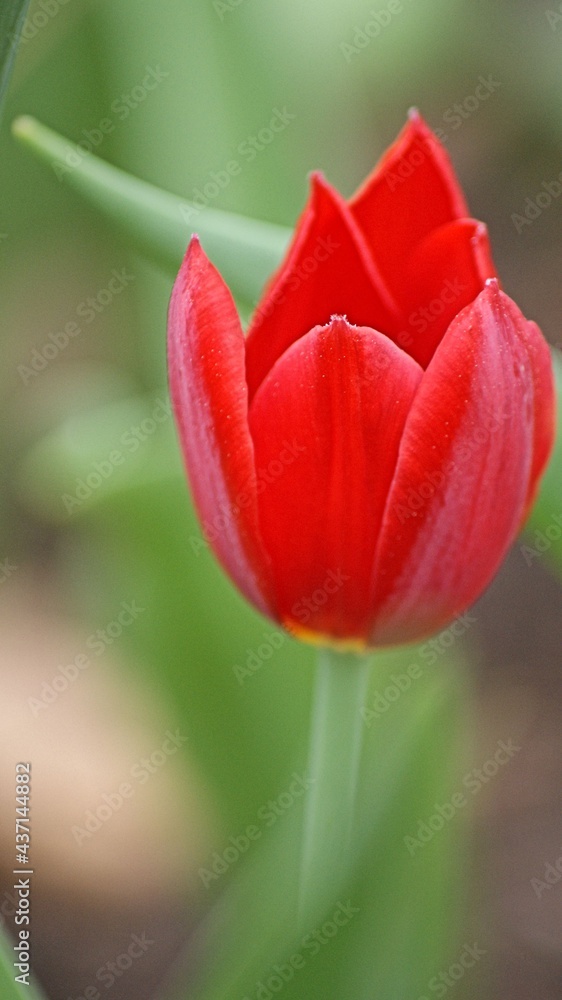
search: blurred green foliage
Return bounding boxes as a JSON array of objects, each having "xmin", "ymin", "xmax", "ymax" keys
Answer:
[
  {"xmin": 2, "ymin": 2, "xmax": 562, "ymax": 998},
  {"xmin": 0, "ymin": 0, "xmax": 30, "ymax": 116}
]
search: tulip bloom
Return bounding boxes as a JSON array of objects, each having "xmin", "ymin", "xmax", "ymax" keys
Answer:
[{"xmin": 168, "ymin": 112, "xmax": 555, "ymax": 648}]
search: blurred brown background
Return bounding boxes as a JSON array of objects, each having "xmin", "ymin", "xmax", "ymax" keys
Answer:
[{"xmin": 1, "ymin": 1, "xmax": 561, "ymax": 998}]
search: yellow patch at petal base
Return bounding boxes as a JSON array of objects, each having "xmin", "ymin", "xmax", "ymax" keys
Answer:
[{"xmin": 283, "ymin": 619, "xmax": 367, "ymax": 654}]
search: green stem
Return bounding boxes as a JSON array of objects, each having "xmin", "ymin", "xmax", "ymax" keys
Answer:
[{"xmin": 299, "ymin": 646, "xmax": 371, "ymax": 928}]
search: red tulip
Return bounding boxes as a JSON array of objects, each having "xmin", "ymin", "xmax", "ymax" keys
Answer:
[{"xmin": 168, "ymin": 112, "xmax": 555, "ymax": 648}]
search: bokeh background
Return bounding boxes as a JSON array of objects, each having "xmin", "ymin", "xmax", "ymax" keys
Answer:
[{"xmin": 1, "ymin": 1, "xmax": 561, "ymax": 998}]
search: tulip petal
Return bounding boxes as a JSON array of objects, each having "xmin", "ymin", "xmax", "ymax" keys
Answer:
[
  {"xmin": 248, "ymin": 316, "xmax": 423, "ymax": 644},
  {"xmin": 168, "ymin": 236, "xmax": 275, "ymax": 617},
  {"xmin": 245, "ymin": 173, "xmax": 400, "ymax": 402},
  {"xmin": 368, "ymin": 281, "xmax": 546, "ymax": 645},
  {"xmin": 349, "ymin": 111, "xmax": 469, "ymax": 298},
  {"xmin": 520, "ymin": 321, "xmax": 557, "ymax": 518},
  {"xmin": 400, "ymin": 219, "xmax": 497, "ymax": 368}
]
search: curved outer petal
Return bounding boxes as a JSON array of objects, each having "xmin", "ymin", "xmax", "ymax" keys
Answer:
[
  {"xmin": 167, "ymin": 236, "xmax": 275, "ymax": 617},
  {"xmin": 349, "ymin": 110, "xmax": 469, "ymax": 300},
  {"xmin": 367, "ymin": 281, "xmax": 555, "ymax": 646},
  {"xmin": 399, "ymin": 219, "xmax": 497, "ymax": 368},
  {"xmin": 245, "ymin": 172, "xmax": 400, "ymax": 402},
  {"xmin": 520, "ymin": 321, "xmax": 557, "ymax": 518},
  {"xmin": 248, "ymin": 317, "xmax": 423, "ymax": 644}
]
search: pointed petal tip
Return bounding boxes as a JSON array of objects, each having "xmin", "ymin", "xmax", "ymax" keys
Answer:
[
  {"xmin": 174, "ymin": 234, "xmax": 208, "ymax": 294},
  {"xmin": 309, "ymin": 169, "xmax": 327, "ymax": 185},
  {"xmin": 326, "ymin": 314, "xmax": 354, "ymax": 335},
  {"xmin": 187, "ymin": 232, "xmax": 203, "ymax": 258},
  {"xmin": 179, "ymin": 232, "xmax": 203, "ymax": 271},
  {"xmin": 471, "ymin": 222, "xmax": 492, "ymax": 262},
  {"xmin": 303, "ymin": 171, "xmax": 341, "ymax": 210},
  {"xmin": 484, "ymin": 276, "xmax": 501, "ymax": 296},
  {"xmin": 478, "ymin": 280, "xmax": 514, "ymax": 323},
  {"xmin": 309, "ymin": 170, "xmax": 336, "ymax": 200},
  {"xmin": 406, "ymin": 107, "xmax": 432, "ymax": 136}
]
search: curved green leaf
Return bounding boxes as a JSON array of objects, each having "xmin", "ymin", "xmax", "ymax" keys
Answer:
[
  {"xmin": 0, "ymin": 0, "xmax": 30, "ymax": 120},
  {"xmin": 11, "ymin": 116, "xmax": 291, "ymax": 303}
]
